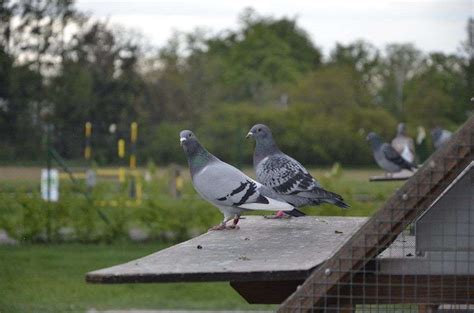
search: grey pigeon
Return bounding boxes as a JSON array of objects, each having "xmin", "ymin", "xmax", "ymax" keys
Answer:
[
  {"xmin": 431, "ymin": 127, "xmax": 452, "ymax": 150},
  {"xmin": 246, "ymin": 124, "xmax": 349, "ymax": 211},
  {"xmin": 179, "ymin": 130, "xmax": 304, "ymax": 230},
  {"xmin": 391, "ymin": 123, "xmax": 416, "ymax": 163},
  {"xmin": 367, "ymin": 132, "xmax": 417, "ymax": 174}
]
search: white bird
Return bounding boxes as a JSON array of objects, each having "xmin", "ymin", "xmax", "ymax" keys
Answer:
[{"xmin": 391, "ymin": 123, "xmax": 416, "ymax": 164}]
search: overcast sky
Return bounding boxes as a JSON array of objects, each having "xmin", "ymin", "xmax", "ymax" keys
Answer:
[{"xmin": 76, "ymin": 0, "xmax": 472, "ymax": 56}]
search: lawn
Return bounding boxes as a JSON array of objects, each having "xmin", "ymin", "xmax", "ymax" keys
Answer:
[
  {"xmin": 0, "ymin": 243, "xmax": 275, "ymax": 313},
  {"xmin": 0, "ymin": 167, "xmax": 403, "ymax": 312}
]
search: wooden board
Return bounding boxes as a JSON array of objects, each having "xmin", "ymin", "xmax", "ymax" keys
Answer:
[
  {"xmin": 369, "ymin": 170, "xmax": 414, "ymax": 182},
  {"xmin": 86, "ymin": 216, "xmax": 367, "ymax": 284}
]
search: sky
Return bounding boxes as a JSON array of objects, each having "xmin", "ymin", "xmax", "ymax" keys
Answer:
[{"xmin": 76, "ymin": 0, "xmax": 473, "ymax": 56}]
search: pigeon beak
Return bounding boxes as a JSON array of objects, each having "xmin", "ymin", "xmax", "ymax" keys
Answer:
[
  {"xmin": 246, "ymin": 132, "xmax": 253, "ymax": 139},
  {"xmin": 180, "ymin": 137, "xmax": 186, "ymax": 146}
]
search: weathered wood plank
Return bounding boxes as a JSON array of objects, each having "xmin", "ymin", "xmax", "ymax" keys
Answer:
[
  {"xmin": 86, "ymin": 216, "xmax": 366, "ymax": 284},
  {"xmin": 369, "ymin": 170, "xmax": 414, "ymax": 182},
  {"xmin": 230, "ymin": 280, "xmax": 303, "ymax": 304}
]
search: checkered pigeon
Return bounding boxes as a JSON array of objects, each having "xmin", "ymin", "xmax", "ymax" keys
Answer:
[{"xmin": 246, "ymin": 124, "xmax": 349, "ymax": 210}]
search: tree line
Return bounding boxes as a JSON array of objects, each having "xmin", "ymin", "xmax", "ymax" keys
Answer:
[{"xmin": 0, "ymin": 2, "xmax": 472, "ymax": 166}]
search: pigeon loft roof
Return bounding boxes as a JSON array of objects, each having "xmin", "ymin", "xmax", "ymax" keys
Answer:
[{"xmin": 279, "ymin": 116, "xmax": 473, "ymax": 312}]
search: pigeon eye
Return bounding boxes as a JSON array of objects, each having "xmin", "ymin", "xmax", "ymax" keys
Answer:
[{"xmin": 258, "ymin": 128, "xmax": 261, "ymax": 132}]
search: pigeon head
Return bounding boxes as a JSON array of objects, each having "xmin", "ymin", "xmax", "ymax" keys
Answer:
[
  {"xmin": 246, "ymin": 124, "xmax": 273, "ymax": 141},
  {"xmin": 180, "ymin": 130, "xmax": 201, "ymax": 155},
  {"xmin": 431, "ymin": 127, "xmax": 442, "ymax": 140},
  {"xmin": 366, "ymin": 132, "xmax": 383, "ymax": 148},
  {"xmin": 247, "ymin": 124, "xmax": 280, "ymax": 160},
  {"xmin": 180, "ymin": 130, "xmax": 215, "ymax": 172},
  {"xmin": 397, "ymin": 123, "xmax": 406, "ymax": 135}
]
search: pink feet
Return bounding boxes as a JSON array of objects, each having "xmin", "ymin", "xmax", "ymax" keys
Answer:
[{"xmin": 264, "ymin": 211, "xmax": 290, "ymax": 219}]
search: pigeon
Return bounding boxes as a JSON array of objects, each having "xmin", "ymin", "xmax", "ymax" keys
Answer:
[
  {"xmin": 179, "ymin": 130, "xmax": 304, "ymax": 231},
  {"xmin": 391, "ymin": 123, "xmax": 416, "ymax": 163},
  {"xmin": 367, "ymin": 132, "xmax": 417, "ymax": 174},
  {"xmin": 246, "ymin": 124, "xmax": 349, "ymax": 213},
  {"xmin": 431, "ymin": 127, "xmax": 452, "ymax": 150}
]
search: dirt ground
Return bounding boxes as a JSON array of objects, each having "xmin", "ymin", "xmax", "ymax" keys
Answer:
[{"xmin": 0, "ymin": 167, "xmax": 41, "ymax": 181}]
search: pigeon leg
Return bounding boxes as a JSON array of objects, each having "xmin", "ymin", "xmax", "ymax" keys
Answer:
[
  {"xmin": 228, "ymin": 215, "xmax": 240, "ymax": 229},
  {"xmin": 264, "ymin": 211, "xmax": 291, "ymax": 219},
  {"xmin": 209, "ymin": 216, "xmax": 236, "ymax": 231},
  {"xmin": 209, "ymin": 223, "xmax": 226, "ymax": 231}
]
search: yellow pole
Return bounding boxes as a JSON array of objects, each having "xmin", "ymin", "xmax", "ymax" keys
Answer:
[
  {"xmin": 84, "ymin": 122, "xmax": 92, "ymax": 160},
  {"xmin": 131, "ymin": 122, "xmax": 138, "ymax": 144},
  {"xmin": 130, "ymin": 122, "xmax": 138, "ymax": 170},
  {"xmin": 118, "ymin": 139, "xmax": 125, "ymax": 159},
  {"xmin": 129, "ymin": 122, "xmax": 138, "ymax": 200},
  {"xmin": 118, "ymin": 138, "xmax": 126, "ymax": 183}
]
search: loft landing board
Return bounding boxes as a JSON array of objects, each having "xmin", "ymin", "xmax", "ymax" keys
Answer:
[
  {"xmin": 369, "ymin": 169, "xmax": 415, "ymax": 182},
  {"xmin": 86, "ymin": 216, "xmax": 367, "ymax": 284}
]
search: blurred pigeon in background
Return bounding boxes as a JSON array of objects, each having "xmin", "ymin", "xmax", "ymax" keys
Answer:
[
  {"xmin": 367, "ymin": 132, "xmax": 417, "ymax": 175},
  {"xmin": 180, "ymin": 130, "xmax": 303, "ymax": 230},
  {"xmin": 431, "ymin": 127, "xmax": 452, "ymax": 150},
  {"xmin": 391, "ymin": 123, "xmax": 416, "ymax": 163},
  {"xmin": 246, "ymin": 124, "xmax": 349, "ymax": 217}
]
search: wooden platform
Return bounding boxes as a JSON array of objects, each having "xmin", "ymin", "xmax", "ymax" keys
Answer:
[
  {"xmin": 369, "ymin": 169, "xmax": 414, "ymax": 182},
  {"xmin": 86, "ymin": 216, "xmax": 474, "ymax": 305},
  {"xmin": 86, "ymin": 216, "xmax": 367, "ymax": 284}
]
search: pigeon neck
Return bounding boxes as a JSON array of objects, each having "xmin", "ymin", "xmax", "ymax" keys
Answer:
[
  {"xmin": 370, "ymin": 138, "xmax": 383, "ymax": 150},
  {"xmin": 254, "ymin": 137, "xmax": 280, "ymax": 163},
  {"xmin": 187, "ymin": 143, "xmax": 216, "ymax": 175}
]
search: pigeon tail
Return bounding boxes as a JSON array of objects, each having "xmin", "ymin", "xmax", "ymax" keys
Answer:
[
  {"xmin": 299, "ymin": 188, "xmax": 350, "ymax": 209},
  {"xmin": 285, "ymin": 208, "xmax": 306, "ymax": 217},
  {"xmin": 320, "ymin": 190, "xmax": 350, "ymax": 209},
  {"xmin": 401, "ymin": 160, "xmax": 418, "ymax": 172},
  {"xmin": 323, "ymin": 197, "xmax": 350, "ymax": 209}
]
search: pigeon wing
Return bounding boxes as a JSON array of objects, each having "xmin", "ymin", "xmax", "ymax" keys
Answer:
[
  {"xmin": 382, "ymin": 143, "xmax": 415, "ymax": 170},
  {"xmin": 257, "ymin": 154, "xmax": 321, "ymax": 195},
  {"xmin": 193, "ymin": 161, "xmax": 293, "ymax": 211}
]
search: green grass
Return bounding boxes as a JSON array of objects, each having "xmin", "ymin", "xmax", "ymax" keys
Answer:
[
  {"xmin": 0, "ymin": 167, "xmax": 402, "ymax": 243},
  {"xmin": 0, "ymin": 243, "xmax": 275, "ymax": 313},
  {"xmin": 0, "ymin": 167, "xmax": 404, "ymax": 312}
]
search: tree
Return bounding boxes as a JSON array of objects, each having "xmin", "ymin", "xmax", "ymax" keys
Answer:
[
  {"xmin": 206, "ymin": 9, "xmax": 322, "ymax": 102},
  {"xmin": 404, "ymin": 52, "xmax": 466, "ymax": 127},
  {"xmin": 378, "ymin": 43, "xmax": 423, "ymax": 119},
  {"xmin": 329, "ymin": 40, "xmax": 381, "ymax": 106}
]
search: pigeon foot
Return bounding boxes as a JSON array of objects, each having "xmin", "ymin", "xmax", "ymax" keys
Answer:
[
  {"xmin": 263, "ymin": 211, "xmax": 291, "ymax": 219},
  {"xmin": 208, "ymin": 224, "xmax": 226, "ymax": 231},
  {"xmin": 208, "ymin": 224, "xmax": 240, "ymax": 231}
]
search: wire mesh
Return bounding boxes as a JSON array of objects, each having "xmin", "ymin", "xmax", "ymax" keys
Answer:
[{"xmin": 279, "ymin": 117, "xmax": 474, "ymax": 313}]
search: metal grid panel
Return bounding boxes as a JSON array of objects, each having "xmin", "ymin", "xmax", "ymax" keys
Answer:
[{"xmin": 279, "ymin": 117, "xmax": 474, "ymax": 313}]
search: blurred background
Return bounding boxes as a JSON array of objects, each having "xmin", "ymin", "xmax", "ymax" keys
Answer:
[{"xmin": 0, "ymin": 0, "xmax": 472, "ymax": 312}]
